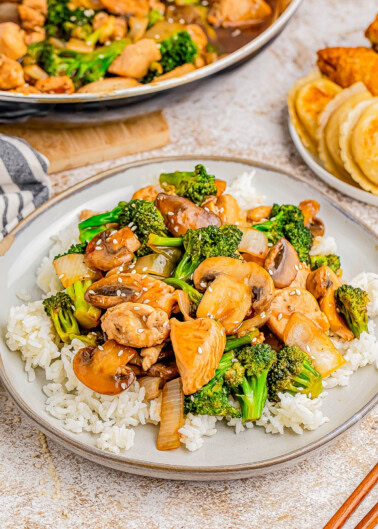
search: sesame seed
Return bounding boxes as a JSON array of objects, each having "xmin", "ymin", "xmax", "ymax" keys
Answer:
[
  {"xmin": 142, "ymin": 287, "xmax": 148, "ymax": 292},
  {"xmin": 260, "ymin": 312, "xmax": 266, "ymax": 319},
  {"xmin": 306, "ymin": 345, "xmax": 311, "ymax": 353},
  {"xmin": 219, "ymin": 207, "xmax": 224, "ymax": 213},
  {"xmin": 129, "ymin": 263, "xmax": 135, "ymax": 269},
  {"xmin": 112, "ymin": 239, "xmax": 117, "ymax": 244},
  {"xmin": 163, "ymin": 320, "xmax": 169, "ymax": 327},
  {"xmin": 268, "ymin": 269, "xmax": 273, "ymax": 276},
  {"xmin": 167, "ymin": 212, "xmax": 174, "ymax": 216},
  {"xmin": 296, "ymin": 289, "xmax": 301, "ymax": 295},
  {"xmin": 204, "ymin": 207, "xmax": 209, "ymax": 212},
  {"xmin": 208, "ymin": 286, "xmax": 213, "ymax": 292},
  {"xmin": 252, "ymin": 337, "xmax": 257, "ymax": 343},
  {"xmin": 198, "ymin": 234, "xmax": 202, "ymax": 241},
  {"xmin": 98, "ymin": 345, "xmax": 104, "ymax": 350},
  {"xmin": 142, "ymin": 267, "xmax": 148, "ymax": 272},
  {"xmin": 277, "ymin": 313, "xmax": 283, "ymax": 321},
  {"xmin": 190, "ymin": 395, "xmax": 194, "ymax": 401},
  {"xmin": 121, "ymin": 383, "xmax": 126, "ymax": 390},
  {"xmin": 311, "ymin": 355, "xmax": 315, "ymax": 360},
  {"xmin": 88, "ymin": 290, "xmax": 95, "ymax": 294},
  {"xmin": 200, "ymin": 282, "xmax": 206, "ymax": 288},
  {"xmin": 144, "ymin": 299, "xmax": 150, "ymax": 304},
  {"xmin": 118, "ymin": 350, "xmax": 123, "ymax": 357},
  {"xmin": 118, "ymin": 277, "xmax": 122, "ymax": 283},
  {"xmin": 294, "ymin": 264, "xmax": 299, "ymax": 271},
  {"xmin": 110, "ymin": 230, "xmax": 117, "ymax": 235},
  {"xmin": 131, "ymin": 226, "xmax": 137, "ymax": 231},
  {"xmin": 95, "ymin": 246, "xmax": 102, "ymax": 250},
  {"xmin": 131, "ymin": 270, "xmax": 136, "ymax": 274},
  {"xmin": 233, "ymin": 321, "xmax": 239, "ymax": 324},
  {"xmin": 290, "ymin": 291, "xmax": 296, "ymax": 296},
  {"xmin": 134, "ymin": 307, "xmax": 140, "ymax": 310},
  {"xmin": 137, "ymin": 328, "xmax": 144, "ymax": 334},
  {"xmin": 59, "ymin": 274, "xmax": 65, "ymax": 279},
  {"xmin": 117, "ymin": 290, "xmax": 121, "ymax": 296},
  {"xmin": 174, "ymin": 226, "xmax": 179, "ymax": 232},
  {"xmin": 128, "ymin": 221, "xmax": 134, "ymax": 227},
  {"xmin": 198, "ymin": 346, "xmax": 203, "ymax": 354}
]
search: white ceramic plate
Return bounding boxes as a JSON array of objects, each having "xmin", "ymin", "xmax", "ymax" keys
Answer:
[
  {"xmin": 288, "ymin": 119, "xmax": 378, "ymax": 208},
  {"xmin": 0, "ymin": 156, "xmax": 377, "ymax": 481}
]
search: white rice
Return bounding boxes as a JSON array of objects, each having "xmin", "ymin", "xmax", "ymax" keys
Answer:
[
  {"xmin": 5, "ymin": 181, "xmax": 378, "ymax": 454},
  {"xmin": 310, "ymin": 235, "xmax": 338, "ymax": 256},
  {"xmin": 226, "ymin": 171, "xmax": 266, "ymax": 209}
]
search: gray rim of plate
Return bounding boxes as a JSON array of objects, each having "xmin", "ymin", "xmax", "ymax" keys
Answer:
[
  {"xmin": 0, "ymin": 155, "xmax": 377, "ymax": 479},
  {"xmin": 0, "ymin": 0, "xmax": 303, "ymax": 105},
  {"xmin": 288, "ymin": 116, "xmax": 378, "ymax": 208}
]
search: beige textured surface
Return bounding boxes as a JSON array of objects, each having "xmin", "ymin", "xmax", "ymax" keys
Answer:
[{"xmin": 1, "ymin": 0, "xmax": 377, "ymax": 527}]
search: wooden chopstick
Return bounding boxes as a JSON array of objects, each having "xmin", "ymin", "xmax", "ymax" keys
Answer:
[
  {"xmin": 323, "ymin": 464, "xmax": 378, "ymax": 529},
  {"xmin": 354, "ymin": 502, "xmax": 378, "ymax": 529}
]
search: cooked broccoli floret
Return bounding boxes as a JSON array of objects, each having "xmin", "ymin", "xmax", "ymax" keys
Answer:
[
  {"xmin": 310, "ymin": 254, "xmax": 341, "ymax": 274},
  {"xmin": 78, "ymin": 199, "xmax": 169, "ymax": 256},
  {"xmin": 233, "ymin": 344, "xmax": 276, "ymax": 421},
  {"xmin": 184, "ymin": 352, "xmax": 241, "ymax": 418},
  {"xmin": 54, "ymin": 242, "xmax": 87, "ymax": 261},
  {"xmin": 253, "ymin": 204, "xmax": 313, "ymax": 264},
  {"xmin": 43, "ymin": 292, "xmax": 96, "ymax": 345},
  {"xmin": 335, "ymin": 284, "xmax": 369, "ymax": 338},
  {"xmin": 142, "ymin": 30, "xmax": 198, "ymax": 82},
  {"xmin": 159, "ymin": 164, "xmax": 217, "ymax": 205},
  {"xmin": 149, "ymin": 225, "xmax": 242, "ymax": 280},
  {"xmin": 267, "ymin": 345, "xmax": 323, "ymax": 402},
  {"xmin": 224, "ymin": 330, "xmax": 260, "ymax": 352},
  {"xmin": 45, "ymin": 0, "xmax": 96, "ymax": 40},
  {"xmin": 27, "ymin": 40, "xmax": 128, "ymax": 88},
  {"xmin": 164, "ymin": 278, "xmax": 203, "ymax": 307},
  {"xmin": 66, "ymin": 280, "xmax": 101, "ymax": 329}
]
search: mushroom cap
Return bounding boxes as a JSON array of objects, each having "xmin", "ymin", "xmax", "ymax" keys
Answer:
[
  {"xmin": 264, "ymin": 238, "xmax": 300, "ymax": 289},
  {"xmin": 84, "ymin": 227, "xmax": 141, "ymax": 271},
  {"xmin": 306, "ymin": 265, "xmax": 341, "ymax": 299}
]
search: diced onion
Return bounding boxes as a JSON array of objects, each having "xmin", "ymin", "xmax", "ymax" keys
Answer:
[
  {"xmin": 236, "ymin": 311, "xmax": 271, "ymax": 335},
  {"xmin": 139, "ymin": 376, "xmax": 161, "ymax": 401},
  {"xmin": 239, "ymin": 228, "xmax": 268, "ymax": 263},
  {"xmin": 174, "ymin": 290, "xmax": 192, "ymax": 321},
  {"xmin": 157, "ymin": 378, "xmax": 183, "ymax": 451},
  {"xmin": 53, "ymin": 254, "xmax": 101, "ymax": 288}
]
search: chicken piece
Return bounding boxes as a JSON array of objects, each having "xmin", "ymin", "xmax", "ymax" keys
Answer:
[
  {"xmin": 151, "ymin": 63, "xmax": 195, "ymax": 82},
  {"xmin": 149, "ymin": 0, "xmax": 164, "ymax": 12},
  {"xmin": 170, "ymin": 317, "xmax": 226, "ymax": 395},
  {"xmin": 35, "ymin": 76, "xmax": 75, "ymax": 94},
  {"xmin": 100, "ymin": 0, "xmax": 149, "ymax": 18},
  {"xmin": 108, "ymin": 38, "xmax": 161, "ymax": 79},
  {"xmin": 0, "ymin": 22, "xmax": 26, "ymax": 60},
  {"xmin": 25, "ymin": 27, "xmax": 45, "ymax": 45},
  {"xmin": 246, "ymin": 205, "xmax": 272, "ymax": 223},
  {"xmin": 11, "ymin": 84, "xmax": 39, "ymax": 94},
  {"xmin": 101, "ymin": 302, "xmax": 170, "ymax": 348},
  {"xmin": 92, "ymin": 12, "xmax": 127, "ymax": 42},
  {"xmin": 128, "ymin": 16, "xmax": 149, "ymax": 42},
  {"xmin": 306, "ymin": 265, "xmax": 341, "ymax": 300},
  {"xmin": 204, "ymin": 193, "xmax": 247, "ymax": 226},
  {"xmin": 22, "ymin": 0, "xmax": 47, "ymax": 16},
  {"xmin": 18, "ymin": 4, "xmax": 45, "ymax": 31},
  {"xmin": 85, "ymin": 272, "xmax": 176, "ymax": 314},
  {"xmin": 208, "ymin": 0, "xmax": 272, "ymax": 28},
  {"xmin": 140, "ymin": 344, "xmax": 163, "ymax": 371},
  {"xmin": 317, "ymin": 47, "xmax": 378, "ymax": 96},
  {"xmin": 289, "ymin": 264, "xmax": 310, "ymax": 290},
  {"xmin": 186, "ymin": 24, "xmax": 208, "ymax": 50},
  {"xmin": 132, "ymin": 185, "xmax": 158, "ymax": 201},
  {"xmin": 268, "ymin": 287, "xmax": 329, "ymax": 340},
  {"xmin": 365, "ymin": 14, "xmax": 378, "ymax": 51},
  {"xmin": 155, "ymin": 193, "xmax": 221, "ymax": 236},
  {"xmin": 77, "ymin": 77, "xmax": 139, "ymax": 93},
  {"xmin": 84, "ymin": 227, "xmax": 141, "ymax": 271},
  {"xmin": 0, "ymin": 54, "xmax": 24, "ymax": 89}
]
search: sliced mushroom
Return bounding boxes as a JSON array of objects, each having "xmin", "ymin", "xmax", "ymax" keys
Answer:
[
  {"xmin": 246, "ymin": 205, "xmax": 272, "ymax": 223},
  {"xmin": 132, "ymin": 184, "xmax": 158, "ymax": 201},
  {"xmin": 129, "ymin": 361, "xmax": 179, "ymax": 383},
  {"xmin": 319, "ymin": 288, "xmax": 354, "ymax": 341},
  {"xmin": 284, "ymin": 312, "xmax": 345, "ymax": 378},
  {"xmin": 264, "ymin": 238, "xmax": 300, "ymax": 288},
  {"xmin": 101, "ymin": 302, "xmax": 170, "ymax": 348},
  {"xmin": 193, "ymin": 257, "xmax": 274, "ymax": 312},
  {"xmin": 84, "ymin": 227, "xmax": 141, "ymax": 271},
  {"xmin": 196, "ymin": 274, "xmax": 251, "ymax": 334},
  {"xmin": 239, "ymin": 227, "xmax": 268, "ymax": 265},
  {"xmin": 140, "ymin": 344, "xmax": 164, "ymax": 371},
  {"xmin": 73, "ymin": 339, "xmax": 136, "ymax": 395},
  {"xmin": 299, "ymin": 200, "xmax": 325, "ymax": 237},
  {"xmin": 306, "ymin": 265, "xmax": 341, "ymax": 299},
  {"xmin": 170, "ymin": 317, "xmax": 226, "ymax": 395},
  {"xmin": 268, "ymin": 287, "xmax": 329, "ymax": 340},
  {"xmin": 85, "ymin": 272, "xmax": 176, "ymax": 314},
  {"xmin": 155, "ymin": 193, "xmax": 221, "ymax": 236}
]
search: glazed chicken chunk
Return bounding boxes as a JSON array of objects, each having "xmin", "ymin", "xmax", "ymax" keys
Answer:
[
  {"xmin": 208, "ymin": 0, "xmax": 272, "ymax": 28},
  {"xmin": 101, "ymin": 302, "xmax": 170, "ymax": 348},
  {"xmin": 0, "ymin": 54, "xmax": 24, "ymax": 89},
  {"xmin": 0, "ymin": 22, "xmax": 27, "ymax": 61},
  {"xmin": 365, "ymin": 13, "xmax": 378, "ymax": 51},
  {"xmin": 100, "ymin": 0, "xmax": 150, "ymax": 18},
  {"xmin": 108, "ymin": 38, "xmax": 161, "ymax": 79}
]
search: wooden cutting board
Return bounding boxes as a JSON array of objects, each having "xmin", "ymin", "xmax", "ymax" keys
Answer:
[{"xmin": 0, "ymin": 110, "xmax": 170, "ymax": 174}]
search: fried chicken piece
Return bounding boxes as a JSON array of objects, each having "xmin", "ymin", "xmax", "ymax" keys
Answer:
[
  {"xmin": 208, "ymin": 0, "xmax": 272, "ymax": 28},
  {"xmin": 35, "ymin": 76, "xmax": 75, "ymax": 94},
  {"xmin": 100, "ymin": 0, "xmax": 149, "ymax": 17},
  {"xmin": 0, "ymin": 22, "xmax": 27, "ymax": 61},
  {"xmin": 0, "ymin": 54, "xmax": 24, "ymax": 89},
  {"xmin": 18, "ymin": 4, "xmax": 45, "ymax": 31},
  {"xmin": 365, "ymin": 13, "xmax": 378, "ymax": 51},
  {"xmin": 317, "ymin": 47, "xmax": 378, "ymax": 96},
  {"xmin": 108, "ymin": 38, "xmax": 161, "ymax": 79}
]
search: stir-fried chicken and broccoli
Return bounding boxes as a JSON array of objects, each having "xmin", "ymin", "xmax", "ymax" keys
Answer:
[
  {"xmin": 39, "ymin": 164, "xmax": 371, "ymax": 451},
  {"xmin": 0, "ymin": 0, "xmax": 279, "ymax": 95}
]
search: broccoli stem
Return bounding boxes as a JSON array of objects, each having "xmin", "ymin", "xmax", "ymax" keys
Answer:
[
  {"xmin": 66, "ymin": 280, "xmax": 101, "ymax": 329},
  {"xmin": 173, "ymin": 252, "xmax": 201, "ymax": 280},
  {"xmin": 148, "ymin": 234, "xmax": 183, "ymax": 247},
  {"xmin": 164, "ymin": 278, "xmax": 203, "ymax": 306},
  {"xmin": 238, "ymin": 372, "xmax": 268, "ymax": 422},
  {"xmin": 224, "ymin": 331, "xmax": 259, "ymax": 352},
  {"xmin": 78, "ymin": 203, "xmax": 126, "ymax": 242}
]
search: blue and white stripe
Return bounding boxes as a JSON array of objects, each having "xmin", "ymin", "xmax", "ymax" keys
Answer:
[{"xmin": 0, "ymin": 134, "xmax": 50, "ymax": 241}]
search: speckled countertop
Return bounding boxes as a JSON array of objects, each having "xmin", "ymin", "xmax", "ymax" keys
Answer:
[{"xmin": 1, "ymin": 1, "xmax": 377, "ymax": 528}]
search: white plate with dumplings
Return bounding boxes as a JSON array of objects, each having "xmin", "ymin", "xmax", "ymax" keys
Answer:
[{"xmin": 288, "ymin": 71, "xmax": 378, "ymax": 207}]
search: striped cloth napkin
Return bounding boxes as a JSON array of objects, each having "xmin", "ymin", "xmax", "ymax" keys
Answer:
[{"xmin": 0, "ymin": 134, "xmax": 51, "ymax": 241}]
